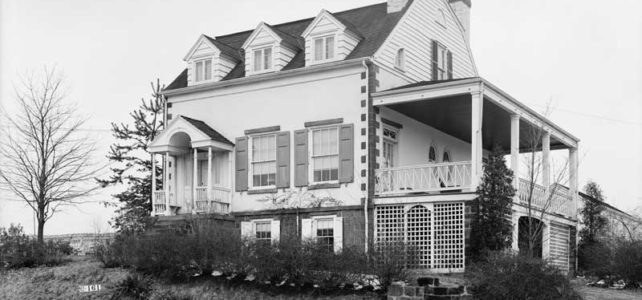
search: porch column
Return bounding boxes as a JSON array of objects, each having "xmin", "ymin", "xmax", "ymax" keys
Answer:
[
  {"xmin": 164, "ymin": 152, "xmax": 170, "ymax": 215},
  {"xmin": 193, "ymin": 148, "xmax": 198, "ymax": 214},
  {"xmin": 510, "ymin": 114, "xmax": 520, "ymax": 191},
  {"xmin": 569, "ymin": 147, "xmax": 579, "ymax": 217},
  {"xmin": 542, "ymin": 132, "xmax": 551, "ymax": 188},
  {"xmin": 151, "ymin": 153, "xmax": 156, "ymax": 215},
  {"xmin": 470, "ymin": 91, "xmax": 484, "ymax": 187},
  {"xmin": 207, "ymin": 147, "xmax": 213, "ymax": 211}
]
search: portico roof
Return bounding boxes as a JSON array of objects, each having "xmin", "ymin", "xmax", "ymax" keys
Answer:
[
  {"xmin": 148, "ymin": 115, "xmax": 234, "ymax": 154},
  {"xmin": 373, "ymin": 77, "xmax": 580, "ymax": 152}
]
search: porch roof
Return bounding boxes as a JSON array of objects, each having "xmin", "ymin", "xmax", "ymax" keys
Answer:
[
  {"xmin": 373, "ymin": 77, "xmax": 580, "ymax": 152},
  {"xmin": 148, "ymin": 115, "xmax": 234, "ymax": 154},
  {"xmin": 180, "ymin": 116, "xmax": 234, "ymax": 146}
]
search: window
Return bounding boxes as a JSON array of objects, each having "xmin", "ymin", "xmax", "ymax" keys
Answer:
[
  {"xmin": 251, "ymin": 134, "xmax": 276, "ymax": 187},
  {"xmin": 314, "ymin": 35, "xmax": 335, "ymax": 61},
  {"xmin": 255, "ymin": 221, "xmax": 272, "ymax": 246},
  {"xmin": 311, "ymin": 127, "xmax": 339, "ymax": 183},
  {"xmin": 435, "ymin": 44, "xmax": 448, "ymax": 80},
  {"xmin": 316, "ymin": 218, "xmax": 334, "ymax": 252},
  {"xmin": 395, "ymin": 48, "xmax": 405, "ymax": 70},
  {"xmin": 382, "ymin": 126, "xmax": 399, "ymax": 169},
  {"xmin": 428, "ymin": 146, "xmax": 437, "ymax": 163},
  {"xmin": 442, "ymin": 151, "xmax": 450, "ymax": 162},
  {"xmin": 195, "ymin": 59, "xmax": 212, "ymax": 82},
  {"xmin": 253, "ymin": 47, "xmax": 273, "ymax": 72}
]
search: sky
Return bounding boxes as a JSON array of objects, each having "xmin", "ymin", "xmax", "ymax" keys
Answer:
[{"xmin": 0, "ymin": 0, "xmax": 640, "ymax": 234}]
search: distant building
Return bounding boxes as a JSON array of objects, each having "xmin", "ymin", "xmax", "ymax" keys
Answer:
[
  {"xmin": 579, "ymin": 193, "xmax": 642, "ymax": 241},
  {"xmin": 43, "ymin": 233, "xmax": 114, "ymax": 255}
]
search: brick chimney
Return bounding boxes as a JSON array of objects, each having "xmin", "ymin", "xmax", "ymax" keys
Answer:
[
  {"xmin": 449, "ymin": 0, "xmax": 471, "ymax": 41},
  {"xmin": 387, "ymin": 0, "xmax": 409, "ymax": 13}
]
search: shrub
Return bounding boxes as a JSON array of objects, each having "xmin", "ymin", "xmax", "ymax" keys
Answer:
[
  {"xmin": 467, "ymin": 252, "xmax": 580, "ymax": 300},
  {"xmin": 368, "ymin": 242, "xmax": 416, "ymax": 288},
  {"xmin": 578, "ymin": 240, "xmax": 613, "ymax": 277},
  {"xmin": 110, "ymin": 273, "xmax": 153, "ymax": 300},
  {"xmin": 0, "ymin": 224, "xmax": 73, "ymax": 269},
  {"xmin": 611, "ymin": 240, "xmax": 642, "ymax": 285}
]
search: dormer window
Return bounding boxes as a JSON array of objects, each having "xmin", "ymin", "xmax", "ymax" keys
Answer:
[
  {"xmin": 314, "ymin": 35, "xmax": 335, "ymax": 61},
  {"xmin": 253, "ymin": 47, "xmax": 273, "ymax": 72},
  {"xmin": 194, "ymin": 58, "xmax": 212, "ymax": 82}
]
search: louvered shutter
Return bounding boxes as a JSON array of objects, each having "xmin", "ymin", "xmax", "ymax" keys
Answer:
[
  {"xmin": 240, "ymin": 221, "xmax": 253, "ymax": 239},
  {"xmin": 431, "ymin": 40, "xmax": 438, "ymax": 80},
  {"xmin": 235, "ymin": 137, "xmax": 248, "ymax": 191},
  {"xmin": 333, "ymin": 217, "xmax": 343, "ymax": 253},
  {"xmin": 447, "ymin": 50, "xmax": 453, "ymax": 79},
  {"xmin": 271, "ymin": 220, "xmax": 280, "ymax": 243},
  {"xmin": 338, "ymin": 124, "xmax": 354, "ymax": 183},
  {"xmin": 276, "ymin": 131, "xmax": 290, "ymax": 188},
  {"xmin": 294, "ymin": 129, "xmax": 309, "ymax": 187},
  {"xmin": 301, "ymin": 218, "xmax": 313, "ymax": 240}
]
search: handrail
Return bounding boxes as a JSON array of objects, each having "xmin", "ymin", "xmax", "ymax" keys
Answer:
[
  {"xmin": 375, "ymin": 161, "xmax": 472, "ymax": 195},
  {"xmin": 517, "ymin": 178, "xmax": 574, "ymax": 218}
]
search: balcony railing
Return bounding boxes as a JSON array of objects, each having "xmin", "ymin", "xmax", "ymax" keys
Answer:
[
  {"xmin": 375, "ymin": 161, "xmax": 472, "ymax": 195},
  {"xmin": 152, "ymin": 191, "xmax": 177, "ymax": 215},
  {"xmin": 517, "ymin": 179, "xmax": 574, "ymax": 218},
  {"xmin": 194, "ymin": 186, "xmax": 231, "ymax": 214}
]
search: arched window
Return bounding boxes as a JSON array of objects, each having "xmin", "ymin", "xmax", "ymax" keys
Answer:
[
  {"xmin": 442, "ymin": 151, "xmax": 450, "ymax": 162},
  {"xmin": 395, "ymin": 48, "xmax": 405, "ymax": 70},
  {"xmin": 428, "ymin": 146, "xmax": 437, "ymax": 163},
  {"xmin": 436, "ymin": 9, "xmax": 447, "ymax": 27}
]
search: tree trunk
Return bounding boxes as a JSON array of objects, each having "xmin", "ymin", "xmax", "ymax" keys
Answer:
[{"xmin": 37, "ymin": 218, "xmax": 45, "ymax": 244}]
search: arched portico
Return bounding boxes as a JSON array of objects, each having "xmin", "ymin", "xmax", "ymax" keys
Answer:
[{"xmin": 148, "ymin": 115, "xmax": 234, "ymax": 216}]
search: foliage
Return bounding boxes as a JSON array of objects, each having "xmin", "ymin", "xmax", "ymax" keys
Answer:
[
  {"xmin": 578, "ymin": 181, "xmax": 609, "ymax": 272},
  {"xmin": 97, "ymin": 79, "xmax": 164, "ymax": 234},
  {"xmin": 470, "ymin": 146, "xmax": 515, "ymax": 260},
  {"xmin": 467, "ymin": 251, "xmax": 581, "ymax": 300},
  {"xmin": 611, "ymin": 240, "xmax": 642, "ymax": 286},
  {"xmin": 0, "ymin": 67, "xmax": 100, "ymax": 243},
  {"xmin": 0, "ymin": 224, "xmax": 73, "ymax": 270},
  {"xmin": 368, "ymin": 242, "xmax": 415, "ymax": 288},
  {"xmin": 110, "ymin": 273, "xmax": 153, "ymax": 300}
]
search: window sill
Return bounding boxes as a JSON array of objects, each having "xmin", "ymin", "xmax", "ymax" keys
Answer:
[
  {"xmin": 248, "ymin": 187, "xmax": 278, "ymax": 195},
  {"xmin": 308, "ymin": 182, "xmax": 341, "ymax": 190}
]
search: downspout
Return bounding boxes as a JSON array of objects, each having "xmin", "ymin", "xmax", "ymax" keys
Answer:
[{"xmin": 362, "ymin": 59, "xmax": 370, "ymax": 254}]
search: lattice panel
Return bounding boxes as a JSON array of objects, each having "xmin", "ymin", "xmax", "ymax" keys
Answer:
[
  {"xmin": 407, "ymin": 205, "xmax": 432, "ymax": 268},
  {"xmin": 433, "ymin": 202, "xmax": 465, "ymax": 271},
  {"xmin": 375, "ymin": 205, "xmax": 405, "ymax": 243},
  {"xmin": 549, "ymin": 222, "xmax": 570, "ymax": 273}
]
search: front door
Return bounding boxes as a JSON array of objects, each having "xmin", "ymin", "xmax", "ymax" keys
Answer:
[{"xmin": 166, "ymin": 155, "xmax": 176, "ymax": 205}]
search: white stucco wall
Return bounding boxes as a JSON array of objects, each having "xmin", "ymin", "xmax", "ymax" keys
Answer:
[{"xmin": 168, "ymin": 65, "xmax": 366, "ymax": 212}]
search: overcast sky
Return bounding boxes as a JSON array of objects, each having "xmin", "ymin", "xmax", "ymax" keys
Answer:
[{"xmin": 1, "ymin": 0, "xmax": 640, "ymax": 234}]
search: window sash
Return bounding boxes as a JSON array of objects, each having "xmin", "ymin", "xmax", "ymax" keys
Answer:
[
  {"xmin": 315, "ymin": 218, "xmax": 334, "ymax": 252},
  {"xmin": 437, "ymin": 46, "xmax": 448, "ymax": 80},
  {"xmin": 314, "ymin": 36, "xmax": 335, "ymax": 61},
  {"xmin": 251, "ymin": 134, "xmax": 277, "ymax": 187},
  {"xmin": 311, "ymin": 127, "xmax": 339, "ymax": 183},
  {"xmin": 253, "ymin": 47, "xmax": 273, "ymax": 72},
  {"xmin": 204, "ymin": 60, "xmax": 212, "ymax": 80},
  {"xmin": 195, "ymin": 61, "xmax": 203, "ymax": 82}
]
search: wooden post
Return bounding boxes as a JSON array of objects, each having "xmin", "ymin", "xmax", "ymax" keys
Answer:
[
  {"xmin": 193, "ymin": 148, "xmax": 198, "ymax": 214},
  {"xmin": 569, "ymin": 147, "xmax": 579, "ymax": 218},
  {"xmin": 510, "ymin": 114, "xmax": 520, "ymax": 191},
  {"xmin": 470, "ymin": 91, "xmax": 483, "ymax": 188},
  {"xmin": 151, "ymin": 153, "xmax": 156, "ymax": 215},
  {"xmin": 164, "ymin": 152, "xmax": 170, "ymax": 216},
  {"xmin": 542, "ymin": 132, "xmax": 551, "ymax": 189},
  {"xmin": 207, "ymin": 147, "xmax": 213, "ymax": 213}
]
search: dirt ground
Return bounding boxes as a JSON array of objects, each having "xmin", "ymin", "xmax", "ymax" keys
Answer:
[{"xmin": 571, "ymin": 280, "xmax": 642, "ymax": 300}]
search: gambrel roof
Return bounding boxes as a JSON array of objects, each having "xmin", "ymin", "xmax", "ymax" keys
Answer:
[{"xmin": 166, "ymin": 2, "xmax": 407, "ymax": 91}]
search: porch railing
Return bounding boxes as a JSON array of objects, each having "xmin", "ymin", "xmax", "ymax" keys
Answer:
[
  {"xmin": 517, "ymin": 179, "xmax": 574, "ymax": 218},
  {"xmin": 375, "ymin": 161, "xmax": 472, "ymax": 195},
  {"xmin": 194, "ymin": 186, "xmax": 231, "ymax": 214},
  {"xmin": 152, "ymin": 191, "xmax": 177, "ymax": 215}
]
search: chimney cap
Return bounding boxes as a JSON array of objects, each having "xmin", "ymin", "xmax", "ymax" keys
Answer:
[{"xmin": 449, "ymin": 0, "xmax": 471, "ymax": 8}]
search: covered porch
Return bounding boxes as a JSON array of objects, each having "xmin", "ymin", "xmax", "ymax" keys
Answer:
[
  {"xmin": 149, "ymin": 115, "xmax": 234, "ymax": 216},
  {"xmin": 372, "ymin": 78, "xmax": 580, "ymax": 220}
]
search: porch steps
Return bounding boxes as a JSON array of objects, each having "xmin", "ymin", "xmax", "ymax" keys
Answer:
[{"xmin": 387, "ymin": 275, "xmax": 472, "ymax": 300}]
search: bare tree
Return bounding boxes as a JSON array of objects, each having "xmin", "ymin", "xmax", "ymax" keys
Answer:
[
  {"xmin": 0, "ymin": 67, "xmax": 100, "ymax": 243},
  {"xmin": 518, "ymin": 105, "xmax": 572, "ymax": 258}
]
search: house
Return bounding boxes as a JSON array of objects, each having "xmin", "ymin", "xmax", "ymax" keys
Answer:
[
  {"xmin": 579, "ymin": 193, "xmax": 642, "ymax": 241},
  {"xmin": 149, "ymin": 0, "xmax": 581, "ymax": 274}
]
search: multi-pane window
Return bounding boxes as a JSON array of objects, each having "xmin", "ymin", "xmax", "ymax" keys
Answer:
[
  {"xmin": 382, "ymin": 127, "xmax": 398, "ymax": 169},
  {"xmin": 195, "ymin": 59, "xmax": 212, "ymax": 82},
  {"xmin": 436, "ymin": 44, "xmax": 448, "ymax": 80},
  {"xmin": 316, "ymin": 218, "xmax": 334, "ymax": 252},
  {"xmin": 314, "ymin": 36, "xmax": 335, "ymax": 61},
  {"xmin": 253, "ymin": 47, "xmax": 273, "ymax": 72},
  {"xmin": 251, "ymin": 134, "xmax": 276, "ymax": 187},
  {"xmin": 255, "ymin": 221, "xmax": 272, "ymax": 246},
  {"xmin": 312, "ymin": 127, "xmax": 339, "ymax": 182}
]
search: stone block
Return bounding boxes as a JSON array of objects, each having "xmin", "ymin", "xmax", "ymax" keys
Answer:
[
  {"xmin": 404, "ymin": 286, "xmax": 416, "ymax": 296},
  {"xmin": 416, "ymin": 286, "xmax": 425, "ymax": 297},
  {"xmin": 388, "ymin": 282, "xmax": 404, "ymax": 296},
  {"xmin": 433, "ymin": 286, "xmax": 448, "ymax": 295},
  {"xmin": 417, "ymin": 277, "xmax": 439, "ymax": 286}
]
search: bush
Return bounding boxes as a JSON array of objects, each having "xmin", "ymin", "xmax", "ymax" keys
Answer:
[
  {"xmin": 0, "ymin": 224, "xmax": 73, "ymax": 269},
  {"xmin": 578, "ymin": 240, "xmax": 613, "ymax": 277},
  {"xmin": 369, "ymin": 242, "xmax": 415, "ymax": 288},
  {"xmin": 110, "ymin": 273, "xmax": 153, "ymax": 300},
  {"xmin": 611, "ymin": 240, "xmax": 642, "ymax": 285},
  {"xmin": 466, "ymin": 252, "xmax": 580, "ymax": 300}
]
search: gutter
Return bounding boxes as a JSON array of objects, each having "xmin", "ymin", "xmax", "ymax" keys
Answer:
[{"xmin": 162, "ymin": 58, "xmax": 368, "ymax": 98}]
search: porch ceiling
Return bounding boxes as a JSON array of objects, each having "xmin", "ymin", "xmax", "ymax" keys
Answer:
[{"xmin": 386, "ymin": 96, "xmax": 569, "ymax": 152}]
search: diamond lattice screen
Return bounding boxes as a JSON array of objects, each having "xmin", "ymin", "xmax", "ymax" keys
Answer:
[{"xmin": 433, "ymin": 202, "xmax": 465, "ymax": 271}]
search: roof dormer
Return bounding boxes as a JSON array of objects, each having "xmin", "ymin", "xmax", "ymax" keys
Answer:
[
  {"xmin": 301, "ymin": 10, "xmax": 363, "ymax": 66},
  {"xmin": 183, "ymin": 34, "xmax": 241, "ymax": 86},
  {"xmin": 242, "ymin": 22, "xmax": 300, "ymax": 76}
]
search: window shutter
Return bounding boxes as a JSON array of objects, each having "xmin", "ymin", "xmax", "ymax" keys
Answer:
[
  {"xmin": 431, "ymin": 40, "xmax": 438, "ymax": 80},
  {"xmin": 447, "ymin": 50, "xmax": 453, "ymax": 79},
  {"xmin": 301, "ymin": 218, "xmax": 313, "ymax": 240},
  {"xmin": 235, "ymin": 137, "xmax": 248, "ymax": 191},
  {"xmin": 276, "ymin": 131, "xmax": 291, "ymax": 188},
  {"xmin": 240, "ymin": 221, "xmax": 253, "ymax": 239},
  {"xmin": 294, "ymin": 129, "xmax": 309, "ymax": 187},
  {"xmin": 338, "ymin": 124, "xmax": 354, "ymax": 183},
  {"xmin": 333, "ymin": 217, "xmax": 343, "ymax": 253},
  {"xmin": 271, "ymin": 220, "xmax": 280, "ymax": 243}
]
